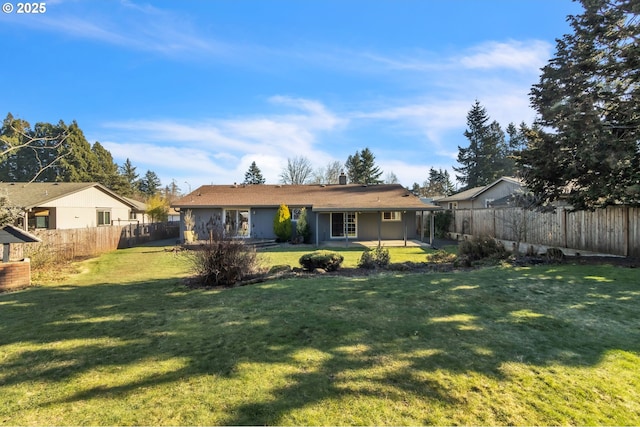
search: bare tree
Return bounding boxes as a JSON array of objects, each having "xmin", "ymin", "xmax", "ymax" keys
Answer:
[
  {"xmin": 497, "ymin": 190, "xmax": 540, "ymax": 256},
  {"xmin": 0, "ymin": 120, "xmax": 69, "ymax": 226},
  {"xmin": 280, "ymin": 156, "xmax": 313, "ymax": 185},
  {"xmin": 384, "ymin": 171, "xmax": 399, "ymax": 184},
  {"xmin": 311, "ymin": 160, "xmax": 343, "ymax": 184},
  {"xmin": 1, "ymin": 121, "xmax": 69, "ymax": 184}
]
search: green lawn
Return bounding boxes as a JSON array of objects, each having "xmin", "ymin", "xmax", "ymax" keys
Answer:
[
  {"xmin": 258, "ymin": 244, "xmax": 434, "ymax": 268},
  {"xmin": 1, "ymin": 241, "xmax": 639, "ymax": 425}
]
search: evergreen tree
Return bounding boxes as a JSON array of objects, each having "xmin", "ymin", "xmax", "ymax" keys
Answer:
[
  {"xmin": 522, "ymin": 0, "xmax": 640, "ymax": 209},
  {"xmin": 243, "ymin": 161, "xmax": 266, "ymax": 184},
  {"xmin": 485, "ymin": 120, "xmax": 508, "ymax": 183},
  {"xmin": 454, "ymin": 101, "xmax": 508, "ymax": 189},
  {"xmin": 273, "ymin": 203, "xmax": 292, "ymax": 242},
  {"xmin": 119, "ymin": 158, "xmax": 140, "ymax": 197},
  {"xmin": 422, "ymin": 168, "xmax": 455, "ymax": 197},
  {"xmin": 139, "ymin": 170, "xmax": 162, "ymax": 197},
  {"xmin": 504, "ymin": 121, "xmax": 530, "ymax": 177},
  {"xmin": 345, "ymin": 152, "xmax": 363, "ymax": 184},
  {"xmin": 296, "ymin": 207, "xmax": 311, "ymax": 243},
  {"xmin": 57, "ymin": 121, "xmax": 101, "ymax": 182},
  {"xmin": 92, "ymin": 141, "xmax": 128, "ymax": 192},
  {"xmin": 345, "ymin": 148, "xmax": 383, "ymax": 184}
]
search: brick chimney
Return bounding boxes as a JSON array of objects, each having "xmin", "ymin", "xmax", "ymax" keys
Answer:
[{"xmin": 339, "ymin": 172, "xmax": 347, "ymax": 185}]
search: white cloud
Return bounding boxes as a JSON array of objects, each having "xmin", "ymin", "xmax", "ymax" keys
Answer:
[
  {"xmin": 459, "ymin": 40, "xmax": 551, "ymax": 71},
  {"xmin": 4, "ymin": 1, "xmax": 228, "ymax": 57},
  {"xmin": 101, "ymin": 96, "xmax": 345, "ymax": 185}
]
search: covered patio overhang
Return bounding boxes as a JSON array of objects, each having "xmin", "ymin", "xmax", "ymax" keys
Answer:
[{"xmin": 310, "ymin": 206, "xmax": 443, "ymax": 248}]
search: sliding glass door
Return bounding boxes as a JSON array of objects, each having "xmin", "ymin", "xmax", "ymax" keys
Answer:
[
  {"xmin": 224, "ymin": 209, "xmax": 250, "ymax": 237},
  {"xmin": 330, "ymin": 212, "xmax": 357, "ymax": 238}
]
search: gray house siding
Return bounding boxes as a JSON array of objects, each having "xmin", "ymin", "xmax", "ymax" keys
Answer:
[
  {"xmin": 181, "ymin": 207, "xmax": 418, "ymax": 243},
  {"xmin": 250, "ymin": 208, "xmax": 277, "ymax": 239},
  {"xmin": 182, "ymin": 206, "xmax": 320, "ymax": 241},
  {"xmin": 316, "ymin": 211, "xmax": 418, "ymax": 242}
]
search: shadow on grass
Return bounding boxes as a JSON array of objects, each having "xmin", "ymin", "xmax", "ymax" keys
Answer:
[{"xmin": 1, "ymin": 264, "xmax": 638, "ymax": 424}]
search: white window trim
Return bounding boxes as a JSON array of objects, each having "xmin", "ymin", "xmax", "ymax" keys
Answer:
[
  {"xmin": 97, "ymin": 209, "xmax": 112, "ymax": 226},
  {"xmin": 291, "ymin": 207, "xmax": 303, "ymax": 222},
  {"xmin": 382, "ymin": 211, "xmax": 401, "ymax": 222},
  {"xmin": 330, "ymin": 212, "xmax": 357, "ymax": 239},
  {"xmin": 223, "ymin": 208, "xmax": 251, "ymax": 238}
]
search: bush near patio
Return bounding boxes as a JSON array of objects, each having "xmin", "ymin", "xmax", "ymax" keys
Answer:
[
  {"xmin": 273, "ymin": 203, "xmax": 292, "ymax": 242},
  {"xmin": 358, "ymin": 245, "xmax": 390, "ymax": 269}
]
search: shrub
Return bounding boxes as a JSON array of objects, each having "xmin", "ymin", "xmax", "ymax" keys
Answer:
[
  {"xmin": 299, "ymin": 250, "xmax": 344, "ymax": 271},
  {"xmin": 296, "ymin": 207, "xmax": 312, "ymax": 243},
  {"xmin": 425, "ymin": 249, "xmax": 457, "ymax": 264},
  {"xmin": 187, "ymin": 239, "xmax": 261, "ymax": 287},
  {"xmin": 545, "ymin": 247, "xmax": 565, "ymax": 262},
  {"xmin": 358, "ymin": 245, "xmax": 390, "ymax": 269},
  {"xmin": 434, "ymin": 210, "xmax": 453, "ymax": 238},
  {"xmin": 273, "ymin": 204, "xmax": 292, "ymax": 242},
  {"xmin": 458, "ymin": 235, "xmax": 507, "ymax": 261}
]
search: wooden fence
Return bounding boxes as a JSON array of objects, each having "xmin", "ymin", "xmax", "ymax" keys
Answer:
[
  {"xmin": 448, "ymin": 206, "xmax": 640, "ymax": 257},
  {"xmin": 5, "ymin": 223, "xmax": 179, "ymax": 264}
]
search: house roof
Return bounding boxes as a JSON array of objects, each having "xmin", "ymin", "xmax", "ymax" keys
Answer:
[
  {"xmin": 172, "ymin": 184, "xmax": 441, "ymax": 212},
  {"xmin": 0, "ymin": 225, "xmax": 41, "ymax": 244},
  {"xmin": 438, "ymin": 177, "xmax": 524, "ymax": 202},
  {"xmin": 124, "ymin": 197, "xmax": 147, "ymax": 212},
  {"xmin": 0, "ymin": 182, "xmax": 136, "ymax": 210}
]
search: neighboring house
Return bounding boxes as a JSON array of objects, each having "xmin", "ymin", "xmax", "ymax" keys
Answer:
[
  {"xmin": 436, "ymin": 177, "xmax": 525, "ymax": 210},
  {"xmin": 172, "ymin": 182, "xmax": 441, "ymax": 245},
  {"xmin": 0, "ymin": 182, "xmax": 139, "ymax": 231},
  {"xmin": 167, "ymin": 207, "xmax": 180, "ymax": 223},
  {"xmin": 123, "ymin": 197, "xmax": 152, "ymax": 225}
]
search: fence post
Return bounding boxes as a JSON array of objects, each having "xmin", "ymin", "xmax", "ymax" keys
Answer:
[
  {"xmin": 492, "ymin": 209, "xmax": 496, "ymax": 238},
  {"xmin": 623, "ymin": 206, "xmax": 629, "ymax": 257}
]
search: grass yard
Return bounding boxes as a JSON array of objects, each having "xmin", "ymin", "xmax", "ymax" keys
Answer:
[
  {"xmin": 258, "ymin": 244, "xmax": 434, "ymax": 268},
  {"xmin": 1, "ymin": 241, "xmax": 639, "ymax": 425}
]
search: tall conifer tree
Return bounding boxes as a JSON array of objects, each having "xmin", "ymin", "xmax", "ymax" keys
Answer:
[{"xmin": 521, "ymin": 0, "xmax": 640, "ymax": 209}]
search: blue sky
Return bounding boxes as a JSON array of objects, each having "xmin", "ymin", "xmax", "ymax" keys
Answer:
[{"xmin": 1, "ymin": 0, "xmax": 582, "ymax": 191}]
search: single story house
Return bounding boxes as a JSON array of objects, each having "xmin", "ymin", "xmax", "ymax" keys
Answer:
[
  {"xmin": 123, "ymin": 197, "xmax": 152, "ymax": 224},
  {"xmin": 172, "ymin": 182, "xmax": 441, "ymax": 246},
  {"xmin": 0, "ymin": 182, "xmax": 140, "ymax": 231},
  {"xmin": 436, "ymin": 177, "xmax": 525, "ymax": 210}
]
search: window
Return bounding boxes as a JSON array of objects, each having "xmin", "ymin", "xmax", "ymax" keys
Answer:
[
  {"xmin": 28, "ymin": 209, "xmax": 49, "ymax": 229},
  {"xmin": 97, "ymin": 210, "xmax": 111, "ymax": 226},
  {"xmin": 382, "ymin": 211, "xmax": 401, "ymax": 221},
  {"xmin": 448, "ymin": 202, "xmax": 457, "ymax": 210},
  {"xmin": 28, "ymin": 215, "xmax": 49, "ymax": 229},
  {"xmin": 484, "ymin": 198, "xmax": 494, "ymax": 208},
  {"xmin": 129, "ymin": 211, "xmax": 137, "ymax": 220},
  {"xmin": 331, "ymin": 212, "xmax": 357, "ymax": 238},
  {"xmin": 291, "ymin": 208, "xmax": 302, "ymax": 221}
]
